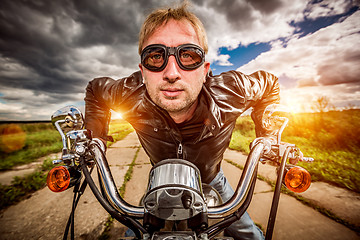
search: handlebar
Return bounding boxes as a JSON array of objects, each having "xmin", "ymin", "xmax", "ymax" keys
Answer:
[
  {"xmin": 207, "ymin": 141, "xmax": 265, "ymax": 218},
  {"xmin": 56, "ymin": 126, "xmax": 312, "ymax": 240},
  {"xmin": 89, "ymin": 137, "xmax": 267, "ymax": 219},
  {"xmin": 90, "ymin": 141, "xmax": 145, "ymax": 217},
  {"xmin": 50, "ymin": 106, "xmax": 314, "ymax": 239},
  {"xmin": 302, "ymin": 157, "xmax": 314, "ymax": 162}
]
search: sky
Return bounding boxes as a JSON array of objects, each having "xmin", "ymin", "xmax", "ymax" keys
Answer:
[{"xmin": 0, "ymin": 0, "xmax": 359, "ymax": 121}]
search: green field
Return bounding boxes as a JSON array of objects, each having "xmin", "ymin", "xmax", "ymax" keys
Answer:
[
  {"xmin": 0, "ymin": 123, "xmax": 63, "ymax": 170},
  {"xmin": 106, "ymin": 119, "xmax": 135, "ymax": 147},
  {"xmin": 1, "ymin": 109, "xmax": 359, "ymax": 196},
  {"xmin": 230, "ymin": 109, "xmax": 360, "ymax": 193},
  {"xmin": 0, "ymin": 120, "xmax": 134, "ymax": 170},
  {"xmin": 0, "ymin": 120, "xmax": 133, "ymax": 210}
]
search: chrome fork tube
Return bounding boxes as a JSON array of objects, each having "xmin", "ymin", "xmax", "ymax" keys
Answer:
[
  {"xmin": 90, "ymin": 142, "xmax": 145, "ymax": 217},
  {"xmin": 207, "ymin": 142, "xmax": 264, "ymax": 218}
]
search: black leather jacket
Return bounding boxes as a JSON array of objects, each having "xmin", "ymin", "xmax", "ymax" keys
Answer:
[{"xmin": 85, "ymin": 70, "xmax": 280, "ymax": 183}]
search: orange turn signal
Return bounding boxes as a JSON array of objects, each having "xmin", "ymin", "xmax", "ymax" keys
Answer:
[
  {"xmin": 284, "ymin": 166, "xmax": 311, "ymax": 193},
  {"xmin": 47, "ymin": 166, "xmax": 71, "ymax": 192}
]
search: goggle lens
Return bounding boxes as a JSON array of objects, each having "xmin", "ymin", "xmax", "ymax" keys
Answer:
[
  {"xmin": 142, "ymin": 46, "xmax": 166, "ymax": 71},
  {"xmin": 179, "ymin": 46, "xmax": 204, "ymax": 69},
  {"xmin": 141, "ymin": 44, "xmax": 205, "ymax": 72}
]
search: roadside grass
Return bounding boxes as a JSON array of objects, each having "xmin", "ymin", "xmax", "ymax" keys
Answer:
[
  {"xmin": 225, "ymin": 158, "xmax": 360, "ymax": 233},
  {"xmin": 0, "ymin": 120, "xmax": 133, "ymax": 210},
  {"xmin": 229, "ymin": 117, "xmax": 256, "ymax": 153},
  {"xmin": 0, "ymin": 158, "xmax": 54, "ymax": 210},
  {"xmin": 0, "ymin": 123, "xmax": 62, "ymax": 170},
  {"xmin": 1, "ymin": 110, "xmax": 359, "ymax": 207},
  {"xmin": 229, "ymin": 109, "xmax": 360, "ymax": 193},
  {"xmin": 0, "ymin": 121, "xmax": 134, "ymax": 171}
]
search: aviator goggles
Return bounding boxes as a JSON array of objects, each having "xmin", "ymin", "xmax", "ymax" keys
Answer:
[{"xmin": 141, "ymin": 44, "xmax": 205, "ymax": 72}]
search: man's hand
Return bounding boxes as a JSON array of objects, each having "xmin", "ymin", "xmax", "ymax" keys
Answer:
[
  {"xmin": 289, "ymin": 149, "xmax": 303, "ymax": 165},
  {"xmin": 290, "ymin": 149, "xmax": 314, "ymax": 164},
  {"xmin": 250, "ymin": 137, "xmax": 277, "ymax": 155}
]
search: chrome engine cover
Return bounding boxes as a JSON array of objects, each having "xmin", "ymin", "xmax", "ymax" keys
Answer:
[{"xmin": 144, "ymin": 159, "xmax": 206, "ymax": 220}]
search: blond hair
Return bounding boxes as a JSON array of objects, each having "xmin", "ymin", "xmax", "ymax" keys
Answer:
[{"xmin": 138, "ymin": 1, "xmax": 208, "ymax": 54}]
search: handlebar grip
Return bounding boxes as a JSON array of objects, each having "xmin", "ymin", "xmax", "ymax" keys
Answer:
[{"xmin": 302, "ymin": 157, "xmax": 314, "ymax": 162}]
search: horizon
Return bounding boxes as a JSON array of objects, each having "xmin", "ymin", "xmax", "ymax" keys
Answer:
[{"xmin": 2, "ymin": 106, "xmax": 359, "ymax": 123}]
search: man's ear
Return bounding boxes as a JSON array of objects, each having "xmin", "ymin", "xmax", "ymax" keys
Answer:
[
  {"xmin": 139, "ymin": 64, "xmax": 145, "ymax": 83},
  {"xmin": 203, "ymin": 62, "xmax": 210, "ymax": 83}
]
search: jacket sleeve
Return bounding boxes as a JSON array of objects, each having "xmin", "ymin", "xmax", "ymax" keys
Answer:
[
  {"xmin": 84, "ymin": 71, "xmax": 143, "ymax": 140},
  {"xmin": 247, "ymin": 71, "xmax": 280, "ymax": 137},
  {"xmin": 228, "ymin": 70, "xmax": 280, "ymax": 137},
  {"xmin": 84, "ymin": 77, "xmax": 114, "ymax": 141}
]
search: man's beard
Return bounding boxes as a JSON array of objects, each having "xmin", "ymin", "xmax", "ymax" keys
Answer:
[
  {"xmin": 153, "ymin": 89, "xmax": 197, "ymax": 114},
  {"xmin": 144, "ymin": 79, "xmax": 202, "ymax": 116}
]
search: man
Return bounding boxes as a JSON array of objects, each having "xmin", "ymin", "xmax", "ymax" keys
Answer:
[{"xmin": 85, "ymin": 2, "xmax": 279, "ymax": 240}]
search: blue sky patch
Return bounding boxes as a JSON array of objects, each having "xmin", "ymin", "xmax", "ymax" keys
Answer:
[{"xmin": 211, "ymin": 42, "xmax": 271, "ymax": 75}]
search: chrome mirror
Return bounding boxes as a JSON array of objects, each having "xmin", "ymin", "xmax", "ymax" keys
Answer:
[
  {"xmin": 51, "ymin": 105, "xmax": 84, "ymax": 133},
  {"xmin": 262, "ymin": 104, "xmax": 290, "ymax": 143},
  {"xmin": 51, "ymin": 106, "xmax": 84, "ymax": 156}
]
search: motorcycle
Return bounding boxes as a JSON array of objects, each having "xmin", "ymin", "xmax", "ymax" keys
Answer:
[{"xmin": 47, "ymin": 104, "xmax": 313, "ymax": 240}]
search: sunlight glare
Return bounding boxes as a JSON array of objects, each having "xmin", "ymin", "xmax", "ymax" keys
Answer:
[
  {"xmin": 111, "ymin": 111, "xmax": 123, "ymax": 119},
  {"xmin": 0, "ymin": 124, "xmax": 26, "ymax": 153},
  {"xmin": 282, "ymin": 95, "xmax": 312, "ymax": 113}
]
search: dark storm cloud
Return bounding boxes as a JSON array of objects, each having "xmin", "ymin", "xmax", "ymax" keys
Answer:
[
  {"xmin": 317, "ymin": 49, "xmax": 360, "ymax": 86},
  {"xmin": 0, "ymin": 0, "xmax": 198, "ymax": 96},
  {"xmin": 1, "ymin": 0, "xmax": 359, "ymax": 120},
  {"xmin": 0, "ymin": 0, "xmax": 166, "ymax": 95},
  {"xmin": 0, "ymin": 0, "xmax": 198, "ymax": 120},
  {"xmin": 196, "ymin": 0, "xmax": 283, "ymax": 31},
  {"xmin": 246, "ymin": 0, "xmax": 284, "ymax": 14},
  {"xmin": 317, "ymin": 63, "xmax": 360, "ymax": 86},
  {"xmin": 70, "ymin": 0, "xmax": 140, "ymax": 46}
]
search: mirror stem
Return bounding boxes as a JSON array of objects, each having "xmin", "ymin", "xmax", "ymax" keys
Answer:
[{"xmin": 55, "ymin": 120, "xmax": 69, "ymax": 155}]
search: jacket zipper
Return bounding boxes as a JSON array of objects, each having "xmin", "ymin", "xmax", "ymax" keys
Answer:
[{"xmin": 177, "ymin": 142, "xmax": 183, "ymax": 159}]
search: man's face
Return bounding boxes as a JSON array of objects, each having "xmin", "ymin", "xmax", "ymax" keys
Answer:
[{"xmin": 139, "ymin": 19, "xmax": 210, "ymax": 119}]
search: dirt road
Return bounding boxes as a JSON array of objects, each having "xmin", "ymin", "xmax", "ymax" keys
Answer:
[{"xmin": 0, "ymin": 132, "xmax": 359, "ymax": 239}]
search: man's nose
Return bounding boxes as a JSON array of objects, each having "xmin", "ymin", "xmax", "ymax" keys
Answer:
[{"xmin": 163, "ymin": 55, "xmax": 181, "ymax": 83}]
